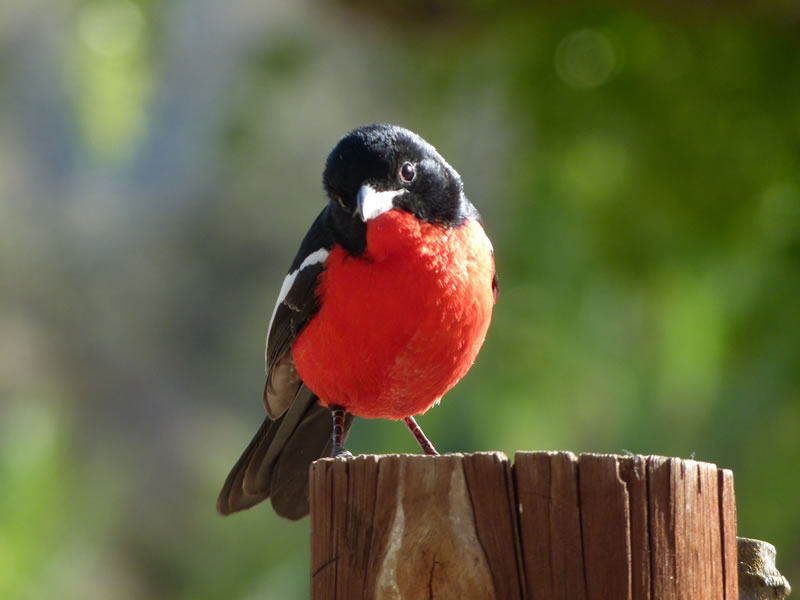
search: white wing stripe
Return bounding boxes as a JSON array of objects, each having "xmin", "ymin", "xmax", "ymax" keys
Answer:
[{"xmin": 264, "ymin": 248, "xmax": 330, "ymax": 369}]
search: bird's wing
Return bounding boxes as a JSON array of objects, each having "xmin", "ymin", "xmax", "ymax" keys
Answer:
[
  {"xmin": 217, "ymin": 205, "xmax": 355, "ymax": 519},
  {"xmin": 263, "ymin": 207, "xmax": 334, "ymax": 419}
]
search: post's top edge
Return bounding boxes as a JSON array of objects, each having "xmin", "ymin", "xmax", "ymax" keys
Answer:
[
  {"xmin": 312, "ymin": 451, "xmax": 509, "ymax": 465},
  {"xmin": 311, "ymin": 452, "xmax": 728, "ymax": 470}
]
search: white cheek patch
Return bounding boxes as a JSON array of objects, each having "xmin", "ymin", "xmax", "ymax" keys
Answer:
[
  {"xmin": 265, "ymin": 247, "xmax": 329, "ymax": 365},
  {"xmin": 358, "ymin": 184, "xmax": 405, "ymax": 221}
]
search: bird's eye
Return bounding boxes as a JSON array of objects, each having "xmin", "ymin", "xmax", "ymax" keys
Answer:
[{"xmin": 399, "ymin": 162, "xmax": 416, "ymax": 183}]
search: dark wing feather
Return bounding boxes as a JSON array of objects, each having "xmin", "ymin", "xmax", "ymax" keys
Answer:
[
  {"xmin": 216, "ymin": 417, "xmax": 274, "ymax": 514},
  {"xmin": 269, "ymin": 396, "xmax": 354, "ymax": 519},
  {"xmin": 244, "ymin": 385, "xmax": 319, "ymax": 495},
  {"xmin": 262, "ymin": 207, "xmax": 335, "ymax": 418},
  {"xmin": 263, "ymin": 262, "xmax": 325, "ymax": 418},
  {"xmin": 218, "ymin": 206, "xmax": 353, "ymax": 519}
]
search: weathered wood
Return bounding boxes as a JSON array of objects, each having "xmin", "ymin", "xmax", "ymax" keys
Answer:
[
  {"xmin": 310, "ymin": 452, "xmax": 739, "ymax": 600},
  {"xmin": 310, "ymin": 453, "xmax": 523, "ymax": 600},
  {"xmin": 647, "ymin": 457, "xmax": 729, "ymax": 599},
  {"xmin": 719, "ymin": 470, "xmax": 738, "ymax": 598},
  {"xmin": 578, "ymin": 453, "xmax": 632, "ymax": 599},
  {"xmin": 737, "ymin": 537, "xmax": 792, "ymax": 600},
  {"xmin": 461, "ymin": 452, "xmax": 525, "ymax": 600},
  {"xmin": 514, "ymin": 451, "xmax": 587, "ymax": 600},
  {"xmin": 619, "ymin": 455, "xmax": 650, "ymax": 600}
]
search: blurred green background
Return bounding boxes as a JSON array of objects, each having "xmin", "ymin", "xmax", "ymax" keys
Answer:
[{"xmin": 2, "ymin": 1, "xmax": 799, "ymax": 598}]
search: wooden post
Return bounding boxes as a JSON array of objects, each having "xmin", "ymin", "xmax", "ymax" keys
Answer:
[{"xmin": 309, "ymin": 452, "xmax": 739, "ymax": 600}]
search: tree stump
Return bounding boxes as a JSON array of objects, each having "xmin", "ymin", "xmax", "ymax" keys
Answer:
[{"xmin": 309, "ymin": 452, "xmax": 739, "ymax": 600}]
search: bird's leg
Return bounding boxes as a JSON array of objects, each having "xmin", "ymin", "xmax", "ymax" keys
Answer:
[
  {"xmin": 403, "ymin": 416, "xmax": 439, "ymax": 456},
  {"xmin": 329, "ymin": 405, "xmax": 352, "ymax": 458}
]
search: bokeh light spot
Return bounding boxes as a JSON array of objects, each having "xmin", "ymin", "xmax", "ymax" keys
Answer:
[
  {"xmin": 72, "ymin": 0, "xmax": 151, "ymax": 157},
  {"xmin": 555, "ymin": 29, "xmax": 616, "ymax": 89},
  {"xmin": 78, "ymin": 0, "xmax": 143, "ymax": 57},
  {"xmin": 559, "ymin": 134, "xmax": 631, "ymax": 202}
]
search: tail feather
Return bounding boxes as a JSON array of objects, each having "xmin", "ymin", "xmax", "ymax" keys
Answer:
[
  {"xmin": 270, "ymin": 405, "xmax": 353, "ymax": 520},
  {"xmin": 243, "ymin": 386, "xmax": 317, "ymax": 496},
  {"xmin": 217, "ymin": 386, "xmax": 354, "ymax": 520},
  {"xmin": 216, "ymin": 417, "xmax": 272, "ymax": 515}
]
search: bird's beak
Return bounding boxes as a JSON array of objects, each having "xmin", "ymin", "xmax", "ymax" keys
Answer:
[{"xmin": 356, "ymin": 184, "xmax": 404, "ymax": 222}]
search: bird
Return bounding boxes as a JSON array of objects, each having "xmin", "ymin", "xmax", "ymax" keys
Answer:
[{"xmin": 217, "ymin": 124, "xmax": 497, "ymax": 520}]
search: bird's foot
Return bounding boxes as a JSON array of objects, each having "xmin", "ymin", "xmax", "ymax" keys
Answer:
[
  {"xmin": 404, "ymin": 416, "xmax": 439, "ymax": 455},
  {"xmin": 331, "ymin": 447, "xmax": 353, "ymax": 459},
  {"xmin": 330, "ymin": 405, "xmax": 352, "ymax": 459}
]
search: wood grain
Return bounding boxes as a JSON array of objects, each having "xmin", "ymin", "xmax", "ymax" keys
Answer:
[
  {"xmin": 514, "ymin": 451, "xmax": 587, "ymax": 600},
  {"xmin": 619, "ymin": 455, "xmax": 651, "ymax": 600},
  {"xmin": 719, "ymin": 469, "xmax": 738, "ymax": 599},
  {"xmin": 578, "ymin": 453, "xmax": 631, "ymax": 600},
  {"xmin": 462, "ymin": 452, "xmax": 524, "ymax": 600},
  {"xmin": 309, "ymin": 452, "xmax": 738, "ymax": 599}
]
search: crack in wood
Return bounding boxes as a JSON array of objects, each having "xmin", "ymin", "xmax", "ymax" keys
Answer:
[
  {"xmin": 313, "ymin": 555, "xmax": 339, "ymax": 579},
  {"xmin": 575, "ymin": 459, "xmax": 590, "ymax": 599},
  {"xmin": 362, "ymin": 457, "xmax": 381, "ymax": 599},
  {"xmin": 646, "ymin": 455, "xmax": 657, "ymax": 600},
  {"xmin": 427, "ymin": 559, "xmax": 440, "ymax": 600}
]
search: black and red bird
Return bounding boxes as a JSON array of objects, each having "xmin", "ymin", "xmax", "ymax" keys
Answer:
[{"xmin": 217, "ymin": 124, "xmax": 497, "ymax": 519}]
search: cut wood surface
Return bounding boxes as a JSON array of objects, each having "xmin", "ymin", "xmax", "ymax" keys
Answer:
[{"xmin": 309, "ymin": 452, "xmax": 738, "ymax": 600}]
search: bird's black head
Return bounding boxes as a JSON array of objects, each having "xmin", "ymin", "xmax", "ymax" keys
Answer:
[{"xmin": 322, "ymin": 125, "xmax": 469, "ymax": 247}]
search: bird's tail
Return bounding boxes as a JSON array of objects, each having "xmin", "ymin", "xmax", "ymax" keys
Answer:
[{"xmin": 216, "ymin": 386, "xmax": 353, "ymax": 520}]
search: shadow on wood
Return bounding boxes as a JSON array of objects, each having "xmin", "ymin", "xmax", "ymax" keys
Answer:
[{"xmin": 309, "ymin": 451, "xmax": 739, "ymax": 600}]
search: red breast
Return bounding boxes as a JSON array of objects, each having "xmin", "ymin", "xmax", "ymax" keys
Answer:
[{"xmin": 291, "ymin": 209, "xmax": 495, "ymax": 420}]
